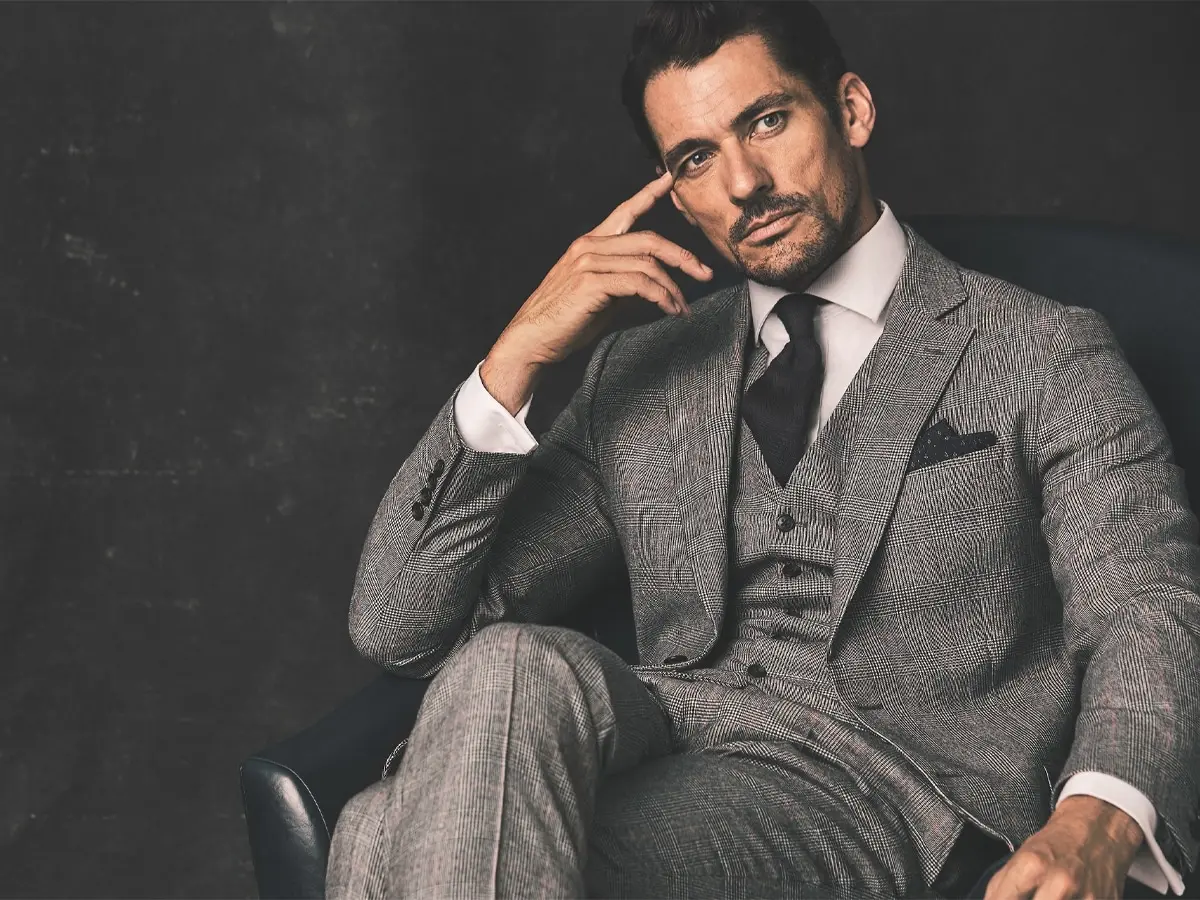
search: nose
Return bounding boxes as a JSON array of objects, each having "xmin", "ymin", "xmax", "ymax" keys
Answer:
[{"xmin": 723, "ymin": 143, "xmax": 773, "ymax": 203}]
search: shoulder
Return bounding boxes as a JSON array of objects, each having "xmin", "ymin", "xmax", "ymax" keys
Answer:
[
  {"xmin": 947, "ymin": 262, "xmax": 1117, "ymax": 360},
  {"xmin": 598, "ymin": 281, "xmax": 744, "ymax": 379}
]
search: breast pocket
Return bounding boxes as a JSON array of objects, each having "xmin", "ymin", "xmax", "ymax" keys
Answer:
[{"xmin": 900, "ymin": 438, "xmax": 1008, "ymax": 501}]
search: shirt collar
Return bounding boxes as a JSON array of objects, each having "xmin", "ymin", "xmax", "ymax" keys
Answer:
[{"xmin": 746, "ymin": 199, "xmax": 908, "ymax": 343}]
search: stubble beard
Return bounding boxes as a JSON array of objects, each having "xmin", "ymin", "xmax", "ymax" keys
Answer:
[{"xmin": 731, "ymin": 178, "xmax": 860, "ymax": 290}]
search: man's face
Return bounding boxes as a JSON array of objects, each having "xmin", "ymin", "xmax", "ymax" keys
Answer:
[{"xmin": 643, "ymin": 33, "xmax": 874, "ymax": 289}]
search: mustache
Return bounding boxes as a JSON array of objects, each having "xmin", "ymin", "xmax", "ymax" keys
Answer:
[{"xmin": 731, "ymin": 195, "xmax": 812, "ymax": 242}]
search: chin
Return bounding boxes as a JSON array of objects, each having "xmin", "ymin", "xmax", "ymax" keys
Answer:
[{"xmin": 740, "ymin": 238, "xmax": 829, "ymax": 287}]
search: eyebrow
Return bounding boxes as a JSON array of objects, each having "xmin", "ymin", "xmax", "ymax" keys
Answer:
[{"xmin": 661, "ymin": 89, "xmax": 797, "ymax": 173}]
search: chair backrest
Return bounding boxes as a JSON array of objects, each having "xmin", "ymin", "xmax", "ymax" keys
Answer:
[{"xmin": 907, "ymin": 214, "xmax": 1200, "ymax": 504}]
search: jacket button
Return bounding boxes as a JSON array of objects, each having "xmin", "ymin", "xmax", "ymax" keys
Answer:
[
  {"xmin": 776, "ymin": 512, "xmax": 795, "ymax": 532},
  {"xmin": 746, "ymin": 662, "xmax": 767, "ymax": 677},
  {"xmin": 432, "ymin": 458, "xmax": 445, "ymax": 476},
  {"xmin": 411, "ymin": 501, "xmax": 424, "ymax": 520},
  {"xmin": 419, "ymin": 487, "xmax": 432, "ymax": 503},
  {"xmin": 782, "ymin": 561, "xmax": 804, "ymax": 576},
  {"xmin": 663, "ymin": 654, "xmax": 688, "ymax": 664}
]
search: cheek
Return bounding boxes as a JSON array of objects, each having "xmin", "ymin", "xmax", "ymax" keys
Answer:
[{"xmin": 685, "ymin": 201, "xmax": 731, "ymax": 245}]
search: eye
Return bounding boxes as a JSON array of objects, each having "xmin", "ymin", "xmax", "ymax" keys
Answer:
[
  {"xmin": 754, "ymin": 111, "xmax": 786, "ymax": 133},
  {"xmin": 681, "ymin": 149, "xmax": 712, "ymax": 174}
]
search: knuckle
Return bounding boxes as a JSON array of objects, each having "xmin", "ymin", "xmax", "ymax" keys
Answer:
[
  {"xmin": 1053, "ymin": 869, "xmax": 1080, "ymax": 890},
  {"xmin": 637, "ymin": 273, "xmax": 663, "ymax": 297},
  {"xmin": 1045, "ymin": 871, "xmax": 1078, "ymax": 897},
  {"xmin": 1023, "ymin": 855, "xmax": 1050, "ymax": 879},
  {"xmin": 1007, "ymin": 851, "xmax": 1040, "ymax": 879}
]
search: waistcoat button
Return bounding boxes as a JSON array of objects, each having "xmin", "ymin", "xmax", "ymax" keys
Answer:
[
  {"xmin": 776, "ymin": 512, "xmax": 795, "ymax": 532},
  {"xmin": 663, "ymin": 654, "xmax": 688, "ymax": 664},
  {"xmin": 746, "ymin": 662, "xmax": 767, "ymax": 677}
]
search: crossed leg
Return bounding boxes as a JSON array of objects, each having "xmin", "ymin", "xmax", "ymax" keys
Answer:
[{"xmin": 326, "ymin": 622, "xmax": 923, "ymax": 899}]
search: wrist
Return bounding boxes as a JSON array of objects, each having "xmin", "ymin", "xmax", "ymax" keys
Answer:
[
  {"xmin": 480, "ymin": 347, "xmax": 543, "ymax": 417},
  {"xmin": 1055, "ymin": 794, "xmax": 1144, "ymax": 855}
]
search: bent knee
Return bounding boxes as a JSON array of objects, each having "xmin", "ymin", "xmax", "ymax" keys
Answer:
[{"xmin": 453, "ymin": 621, "xmax": 589, "ymax": 667}]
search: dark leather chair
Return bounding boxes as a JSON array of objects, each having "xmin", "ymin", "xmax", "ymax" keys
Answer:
[{"xmin": 239, "ymin": 216, "xmax": 1200, "ymax": 899}]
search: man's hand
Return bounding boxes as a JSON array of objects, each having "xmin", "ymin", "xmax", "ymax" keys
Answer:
[
  {"xmin": 983, "ymin": 795, "xmax": 1144, "ymax": 900},
  {"xmin": 480, "ymin": 170, "xmax": 713, "ymax": 414}
]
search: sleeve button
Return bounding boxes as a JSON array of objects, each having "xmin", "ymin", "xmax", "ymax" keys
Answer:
[
  {"xmin": 432, "ymin": 458, "xmax": 445, "ymax": 476},
  {"xmin": 420, "ymin": 487, "xmax": 432, "ymax": 503},
  {"xmin": 662, "ymin": 654, "xmax": 688, "ymax": 664},
  {"xmin": 411, "ymin": 501, "xmax": 424, "ymax": 520},
  {"xmin": 746, "ymin": 662, "xmax": 767, "ymax": 677}
]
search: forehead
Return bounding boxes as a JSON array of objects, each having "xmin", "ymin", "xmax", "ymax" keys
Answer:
[{"xmin": 643, "ymin": 33, "xmax": 811, "ymax": 149}]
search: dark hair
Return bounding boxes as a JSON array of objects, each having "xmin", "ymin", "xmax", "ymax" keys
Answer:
[{"xmin": 620, "ymin": 1, "xmax": 848, "ymax": 164}]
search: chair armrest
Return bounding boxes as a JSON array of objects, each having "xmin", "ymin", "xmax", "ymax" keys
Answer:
[{"xmin": 239, "ymin": 673, "xmax": 431, "ymax": 899}]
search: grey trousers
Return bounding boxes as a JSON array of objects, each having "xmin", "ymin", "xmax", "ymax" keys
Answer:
[{"xmin": 325, "ymin": 622, "xmax": 933, "ymax": 899}]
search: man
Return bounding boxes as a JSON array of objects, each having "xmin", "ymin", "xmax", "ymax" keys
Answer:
[{"xmin": 326, "ymin": 2, "xmax": 1200, "ymax": 898}]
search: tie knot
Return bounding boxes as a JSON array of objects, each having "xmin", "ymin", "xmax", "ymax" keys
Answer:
[{"xmin": 773, "ymin": 293, "xmax": 823, "ymax": 342}]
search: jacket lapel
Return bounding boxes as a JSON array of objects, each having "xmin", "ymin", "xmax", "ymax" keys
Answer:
[
  {"xmin": 665, "ymin": 282, "xmax": 750, "ymax": 638},
  {"xmin": 828, "ymin": 224, "xmax": 976, "ymax": 645}
]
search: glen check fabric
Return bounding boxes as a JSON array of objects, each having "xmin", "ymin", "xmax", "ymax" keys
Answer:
[
  {"xmin": 328, "ymin": 622, "xmax": 922, "ymax": 899},
  {"xmin": 334, "ymin": 222, "xmax": 1200, "ymax": 895},
  {"xmin": 741, "ymin": 292, "xmax": 826, "ymax": 487}
]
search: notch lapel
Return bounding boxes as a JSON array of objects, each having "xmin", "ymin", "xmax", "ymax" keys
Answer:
[{"xmin": 828, "ymin": 225, "xmax": 976, "ymax": 647}]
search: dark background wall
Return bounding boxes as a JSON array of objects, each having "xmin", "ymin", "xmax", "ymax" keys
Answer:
[{"xmin": 1, "ymin": 1, "xmax": 1197, "ymax": 896}]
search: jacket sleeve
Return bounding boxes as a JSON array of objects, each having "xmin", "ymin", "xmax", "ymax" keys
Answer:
[
  {"xmin": 1038, "ymin": 305, "xmax": 1200, "ymax": 878},
  {"xmin": 347, "ymin": 330, "xmax": 625, "ymax": 679}
]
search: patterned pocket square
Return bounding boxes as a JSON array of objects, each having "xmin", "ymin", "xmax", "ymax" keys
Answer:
[{"xmin": 907, "ymin": 419, "xmax": 998, "ymax": 473}]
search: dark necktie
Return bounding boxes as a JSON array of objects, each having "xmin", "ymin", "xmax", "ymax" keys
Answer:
[{"xmin": 741, "ymin": 292, "xmax": 826, "ymax": 487}]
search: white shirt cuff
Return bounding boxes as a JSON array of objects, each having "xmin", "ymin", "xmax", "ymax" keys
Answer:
[
  {"xmin": 1058, "ymin": 771, "xmax": 1184, "ymax": 895},
  {"xmin": 453, "ymin": 359, "xmax": 538, "ymax": 455}
]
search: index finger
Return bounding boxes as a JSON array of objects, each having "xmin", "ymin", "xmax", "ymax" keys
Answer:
[{"xmin": 588, "ymin": 170, "xmax": 675, "ymax": 237}]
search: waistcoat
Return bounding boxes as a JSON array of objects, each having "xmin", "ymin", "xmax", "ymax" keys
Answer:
[{"xmin": 666, "ymin": 324, "xmax": 967, "ymax": 889}]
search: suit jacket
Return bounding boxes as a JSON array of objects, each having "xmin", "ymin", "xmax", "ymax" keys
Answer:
[{"xmin": 348, "ymin": 222, "xmax": 1200, "ymax": 877}]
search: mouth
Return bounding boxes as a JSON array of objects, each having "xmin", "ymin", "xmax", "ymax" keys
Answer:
[{"xmin": 743, "ymin": 209, "xmax": 801, "ymax": 245}]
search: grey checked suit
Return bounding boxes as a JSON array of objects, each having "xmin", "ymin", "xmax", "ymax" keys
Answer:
[{"xmin": 327, "ymin": 223, "xmax": 1200, "ymax": 898}]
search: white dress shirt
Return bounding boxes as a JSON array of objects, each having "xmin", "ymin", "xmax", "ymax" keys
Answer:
[{"xmin": 451, "ymin": 199, "xmax": 1181, "ymax": 895}]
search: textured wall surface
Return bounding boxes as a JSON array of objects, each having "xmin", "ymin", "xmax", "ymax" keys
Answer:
[{"xmin": 1, "ymin": 2, "xmax": 1197, "ymax": 896}]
